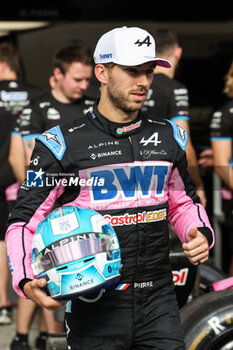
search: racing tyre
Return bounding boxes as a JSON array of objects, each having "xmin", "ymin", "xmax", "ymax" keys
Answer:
[{"xmin": 180, "ymin": 288, "xmax": 233, "ymax": 349}]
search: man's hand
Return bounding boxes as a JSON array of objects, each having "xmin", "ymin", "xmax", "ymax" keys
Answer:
[
  {"xmin": 24, "ymin": 278, "xmax": 66, "ymax": 311},
  {"xmin": 182, "ymin": 227, "xmax": 209, "ymax": 265}
]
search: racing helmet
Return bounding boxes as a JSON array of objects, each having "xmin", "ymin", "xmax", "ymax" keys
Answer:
[{"xmin": 31, "ymin": 206, "xmax": 121, "ymax": 301}]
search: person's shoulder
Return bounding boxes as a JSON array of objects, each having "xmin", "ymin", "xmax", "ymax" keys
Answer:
[
  {"xmin": 150, "ymin": 73, "xmax": 173, "ymax": 102},
  {"xmin": 143, "ymin": 114, "xmax": 188, "ymax": 151},
  {"xmin": 166, "ymin": 119, "xmax": 188, "ymax": 151},
  {"xmin": 82, "ymin": 94, "xmax": 96, "ymax": 102},
  {"xmin": 144, "ymin": 113, "xmax": 168, "ymax": 126},
  {"xmin": 0, "ymin": 79, "xmax": 35, "ymax": 93},
  {"xmin": 212, "ymin": 99, "xmax": 233, "ymax": 116},
  {"xmin": 152, "ymin": 73, "xmax": 174, "ymax": 96},
  {"xmin": 17, "ymin": 80, "xmax": 41, "ymax": 90},
  {"xmin": 41, "ymin": 112, "xmax": 89, "ymax": 141},
  {"xmin": 76, "ymin": 95, "xmax": 96, "ymax": 107},
  {"xmin": 144, "ymin": 113, "xmax": 173, "ymax": 132},
  {"xmin": 153, "ymin": 73, "xmax": 171, "ymax": 86},
  {"xmin": 36, "ymin": 124, "xmax": 67, "ymax": 161},
  {"xmin": 69, "ymin": 95, "xmax": 96, "ymax": 116},
  {"xmin": 210, "ymin": 99, "xmax": 233, "ymax": 134},
  {"xmin": 171, "ymin": 77, "xmax": 188, "ymax": 92},
  {"xmin": 0, "ymin": 80, "xmax": 12, "ymax": 89},
  {"xmin": 36, "ymin": 115, "xmax": 88, "ymax": 160},
  {"xmin": 8, "ymin": 80, "xmax": 42, "ymax": 95},
  {"xmin": 221, "ymin": 99, "xmax": 233, "ymax": 113},
  {"xmin": 60, "ymin": 113, "xmax": 88, "ymax": 135},
  {"xmin": 28, "ymin": 90, "xmax": 53, "ymax": 107}
]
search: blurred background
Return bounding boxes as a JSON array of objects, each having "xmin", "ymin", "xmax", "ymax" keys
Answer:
[{"xmin": 1, "ymin": 1, "xmax": 233, "ymax": 107}]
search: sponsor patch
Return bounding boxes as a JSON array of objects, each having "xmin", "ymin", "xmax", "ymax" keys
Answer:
[
  {"xmin": 116, "ymin": 120, "xmax": 142, "ymax": 134},
  {"xmin": 104, "ymin": 209, "xmax": 166, "ymax": 226},
  {"xmin": 38, "ymin": 126, "xmax": 66, "ymax": 160},
  {"xmin": 167, "ymin": 120, "xmax": 187, "ymax": 151}
]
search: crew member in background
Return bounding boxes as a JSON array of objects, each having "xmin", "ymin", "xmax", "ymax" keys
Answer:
[
  {"xmin": 142, "ymin": 28, "xmax": 207, "ymax": 207},
  {"xmin": 8, "ymin": 41, "xmax": 96, "ymax": 350},
  {"xmin": 0, "ymin": 42, "xmax": 41, "ymax": 332},
  {"xmin": 210, "ymin": 60, "xmax": 233, "ymax": 276}
]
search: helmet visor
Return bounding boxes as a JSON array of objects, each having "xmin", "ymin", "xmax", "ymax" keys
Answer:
[{"xmin": 32, "ymin": 232, "xmax": 114, "ymax": 276}]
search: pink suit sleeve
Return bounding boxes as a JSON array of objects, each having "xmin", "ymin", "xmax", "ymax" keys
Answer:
[
  {"xmin": 168, "ymin": 167, "xmax": 215, "ymax": 248},
  {"xmin": 6, "ymin": 222, "xmax": 35, "ymax": 298}
]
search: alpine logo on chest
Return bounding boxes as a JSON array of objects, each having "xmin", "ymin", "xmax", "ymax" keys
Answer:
[{"xmin": 140, "ymin": 132, "xmax": 162, "ymax": 146}]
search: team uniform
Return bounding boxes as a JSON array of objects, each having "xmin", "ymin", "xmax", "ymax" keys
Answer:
[
  {"xmin": 0, "ymin": 80, "xmax": 41, "ymax": 118},
  {"xmin": 6, "ymin": 103, "xmax": 214, "ymax": 349},
  {"xmin": 142, "ymin": 73, "xmax": 189, "ymax": 122},
  {"xmin": 0, "ymin": 80, "xmax": 41, "ymax": 240},
  {"xmin": 210, "ymin": 99, "xmax": 233, "ymax": 208},
  {"xmin": 0, "ymin": 109, "xmax": 16, "ymax": 241},
  {"xmin": 210, "ymin": 99, "xmax": 233, "ymax": 263},
  {"xmin": 19, "ymin": 90, "xmax": 95, "ymax": 139}
]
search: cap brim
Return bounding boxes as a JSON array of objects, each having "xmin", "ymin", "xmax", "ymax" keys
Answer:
[
  {"xmin": 155, "ymin": 58, "xmax": 171, "ymax": 68},
  {"xmin": 110, "ymin": 57, "xmax": 171, "ymax": 68}
]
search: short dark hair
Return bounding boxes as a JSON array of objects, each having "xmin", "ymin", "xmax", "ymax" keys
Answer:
[
  {"xmin": 154, "ymin": 28, "xmax": 179, "ymax": 56},
  {"xmin": 52, "ymin": 42, "xmax": 94, "ymax": 75},
  {"xmin": 0, "ymin": 42, "xmax": 21, "ymax": 75}
]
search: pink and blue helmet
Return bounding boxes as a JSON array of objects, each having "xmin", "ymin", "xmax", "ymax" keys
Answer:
[{"xmin": 31, "ymin": 206, "xmax": 121, "ymax": 301}]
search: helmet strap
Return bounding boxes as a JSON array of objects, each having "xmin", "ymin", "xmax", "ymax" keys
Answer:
[{"xmin": 78, "ymin": 288, "xmax": 105, "ymax": 303}]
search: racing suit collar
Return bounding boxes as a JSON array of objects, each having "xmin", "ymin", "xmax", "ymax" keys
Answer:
[{"xmin": 87, "ymin": 102, "xmax": 144, "ymax": 138}]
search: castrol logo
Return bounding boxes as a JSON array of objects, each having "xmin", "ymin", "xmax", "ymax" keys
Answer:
[{"xmin": 172, "ymin": 268, "xmax": 189, "ymax": 286}]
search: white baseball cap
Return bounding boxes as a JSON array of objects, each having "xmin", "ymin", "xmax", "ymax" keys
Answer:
[{"xmin": 94, "ymin": 26, "xmax": 171, "ymax": 68}]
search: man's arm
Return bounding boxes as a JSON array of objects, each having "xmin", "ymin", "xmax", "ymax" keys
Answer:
[
  {"xmin": 167, "ymin": 134, "xmax": 214, "ymax": 263},
  {"xmin": 211, "ymin": 139, "xmax": 233, "ymax": 189},
  {"xmin": 19, "ymin": 99, "xmax": 43, "ymax": 167},
  {"xmin": 23, "ymin": 136, "xmax": 36, "ymax": 167},
  {"xmin": 6, "ymin": 140, "xmax": 65, "ymax": 299},
  {"xmin": 8, "ymin": 133, "xmax": 26, "ymax": 184}
]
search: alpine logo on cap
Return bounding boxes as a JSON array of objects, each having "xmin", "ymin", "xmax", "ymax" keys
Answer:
[{"xmin": 134, "ymin": 36, "xmax": 152, "ymax": 47}]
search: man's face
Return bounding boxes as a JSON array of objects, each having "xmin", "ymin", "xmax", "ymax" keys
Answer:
[
  {"xmin": 106, "ymin": 62, "xmax": 155, "ymax": 114},
  {"xmin": 57, "ymin": 62, "xmax": 93, "ymax": 101}
]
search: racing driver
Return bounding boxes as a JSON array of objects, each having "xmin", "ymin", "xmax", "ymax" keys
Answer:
[{"xmin": 6, "ymin": 26, "xmax": 215, "ymax": 350}]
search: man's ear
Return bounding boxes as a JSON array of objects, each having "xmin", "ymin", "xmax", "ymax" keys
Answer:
[
  {"xmin": 175, "ymin": 46, "xmax": 182, "ymax": 61},
  {"xmin": 0, "ymin": 61, "xmax": 8, "ymax": 73},
  {"xmin": 95, "ymin": 64, "xmax": 109, "ymax": 84},
  {"xmin": 53, "ymin": 67, "xmax": 63, "ymax": 80}
]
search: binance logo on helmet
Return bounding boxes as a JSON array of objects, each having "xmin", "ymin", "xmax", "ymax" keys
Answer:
[{"xmin": 94, "ymin": 26, "xmax": 171, "ymax": 68}]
